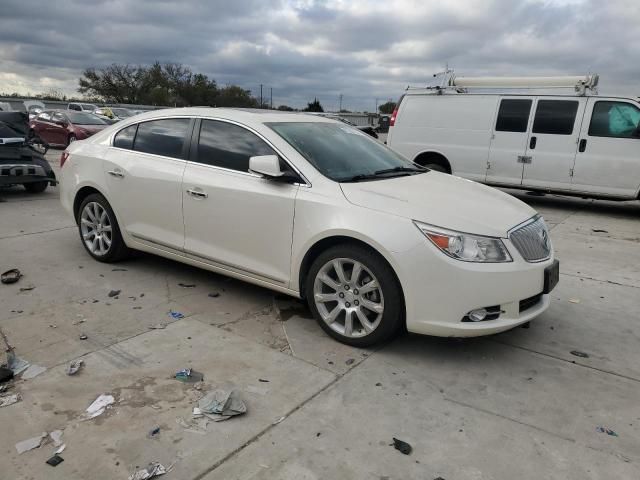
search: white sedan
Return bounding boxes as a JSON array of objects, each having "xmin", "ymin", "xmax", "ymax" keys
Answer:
[{"xmin": 59, "ymin": 108, "xmax": 558, "ymax": 346}]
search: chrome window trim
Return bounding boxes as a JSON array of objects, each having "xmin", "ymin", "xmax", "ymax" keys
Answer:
[{"xmin": 108, "ymin": 114, "xmax": 312, "ymax": 188}]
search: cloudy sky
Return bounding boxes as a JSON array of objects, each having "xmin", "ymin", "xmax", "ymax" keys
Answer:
[{"xmin": 0, "ymin": 0, "xmax": 638, "ymax": 111}]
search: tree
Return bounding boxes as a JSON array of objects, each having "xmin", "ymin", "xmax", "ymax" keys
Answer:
[
  {"xmin": 277, "ymin": 105, "xmax": 295, "ymax": 111},
  {"xmin": 378, "ymin": 101, "xmax": 396, "ymax": 114},
  {"xmin": 304, "ymin": 98, "xmax": 324, "ymax": 112},
  {"xmin": 216, "ymin": 85, "xmax": 259, "ymax": 108}
]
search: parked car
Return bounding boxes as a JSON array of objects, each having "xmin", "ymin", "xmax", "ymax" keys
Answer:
[
  {"xmin": 30, "ymin": 110, "xmax": 109, "ymax": 147},
  {"xmin": 315, "ymin": 113, "xmax": 379, "ymax": 138},
  {"xmin": 94, "ymin": 107, "xmax": 115, "ymax": 119},
  {"xmin": 24, "ymin": 100, "xmax": 46, "ymax": 120},
  {"xmin": 59, "ymin": 108, "xmax": 558, "ymax": 346},
  {"xmin": 110, "ymin": 108, "xmax": 135, "ymax": 120},
  {"xmin": 0, "ymin": 111, "xmax": 56, "ymax": 193},
  {"xmin": 387, "ymin": 73, "xmax": 640, "ymax": 200},
  {"xmin": 68, "ymin": 102, "xmax": 98, "ymax": 113}
]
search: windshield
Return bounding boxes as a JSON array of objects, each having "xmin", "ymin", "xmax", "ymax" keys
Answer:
[
  {"xmin": 268, "ymin": 122, "xmax": 420, "ymax": 182},
  {"xmin": 66, "ymin": 112, "xmax": 108, "ymax": 125},
  {"xmin": 112, "ymin": 108, "xmax": 133, "ymax": 117}
]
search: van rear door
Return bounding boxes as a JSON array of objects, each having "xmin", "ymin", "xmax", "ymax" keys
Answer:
[
  {"xmin": 485, "ymin": 97, "xmax": 534, "ymax": 185},
  {"xmin": 571, "ymin": 98, "xmax": 640, "ymax": 197},
  {"xmin": 521, "ymin": 97, "xmax": 587, "ymax": 190}
]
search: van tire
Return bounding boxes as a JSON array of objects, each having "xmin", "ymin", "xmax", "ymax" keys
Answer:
[
  {"xmin": 414, "ymin": 153, "xmax": 451, "ymax": 174},
  {"xmin": 425, "ymin": 163, "xmax": 447, "ymax": 173}
]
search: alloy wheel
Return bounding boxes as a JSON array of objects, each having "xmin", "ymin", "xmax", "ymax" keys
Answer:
[
  {"xmin": 80, "ymin": 202, "xmax": 113, "ymax": 256},
  {"xmin": 313, "ymin": 258, "xmax": 384, "ymax": 338}
]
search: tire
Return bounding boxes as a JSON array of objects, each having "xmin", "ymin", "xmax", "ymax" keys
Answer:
[
  {"xmin": 305, "ymin": 244, "xmax": 404, "ymax": 347},
  {"xmin": 77, "ymin": 193, "xmax": 130, "ymax": 262},
  {"xmin": 424, "ymin": 163, "xmax": 447, "ymax": 173},
  {"xmin": 67, "ymin": 134, "xmax": 77, "ymax": 146},
  {"xmin": 23, "ymin": 181, "xmax": 48, "ymax": 193}
]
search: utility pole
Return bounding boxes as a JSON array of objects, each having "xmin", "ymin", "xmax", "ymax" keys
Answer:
[
  {"xmin": 260, "ymin": 84, "xmax": 263, "ymax": 108},
  {"xmin": 339, "ymin": 93, "xmax": 343, "ymax": 112},
  {"xmin": 375, "ymin": 98, "xmax": 379, "ymax": 114},
  {"xmin": 270, "ymin": 87, "xmax": 273, "ymax": 109}
]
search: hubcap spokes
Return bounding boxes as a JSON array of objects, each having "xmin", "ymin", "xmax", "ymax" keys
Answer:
[
  {"xmin": 313, "ymin": 258, "xmax": 384, "ymax": 338},
  {"xmin": 80, "ymin": 202, "xmax": 112, "ymax": 256}
]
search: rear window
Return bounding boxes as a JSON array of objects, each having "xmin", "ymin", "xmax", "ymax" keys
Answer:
[
  {"xmin": 113, "ymin": 124, "xmax": 138, "ymax": 149},
  {"xmin": 495, "ymin": 99, "xmax": 532, "ymax": 132},
  {"xmin": 532, "ymin": 100, "xmax": 578, "ymax": 135},
  {"xmin": 133, "ymin": 118, "xmax": 191, "ymax": 159},
  {"xmin": 67, "ymin": 112, "xmax": 107, "ymax": 125}
]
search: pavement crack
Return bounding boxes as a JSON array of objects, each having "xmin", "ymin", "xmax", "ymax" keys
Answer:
[
  {"xmin": 560, "ymin": 272, "xmax": 639, "ymax": 290},
  {"xmin": 0, "ymin": 225, "xmax": 75, "ymax": 240}
]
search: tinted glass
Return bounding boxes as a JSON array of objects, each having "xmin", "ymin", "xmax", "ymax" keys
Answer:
[
  {"xmin": 133, "ymin": 118, "xmax": 191, "ymax": 159},
  {"xmin": 67, "ymin": 112, "xmax": 108, "ymax": 125},
  {"xmin": 589, "ymin": 101, "xmax": 640, "ymax": 138},
  {"xmin": 113, "ymin": 124, "xmax": 138, "ymax": 149},
  {"xmin": 532, "ymin": 100, "xmax": 578, "ymax": 135},
  {"xmin": 495, "ymin": 99, "xmax": 532, "ymax": 132},
  {"xmin": 197, "ymin": 120, "xmax": 275, "ymax": 171},
  {"xmin": 37, "ymin": 112, "xmax": 52, "ymax": 121},
  {"xmin": 52, "ymin": 112, "xmax": 65, "ymax": 123},
  {"xmin": 268, "ymin": 122, "xmax": 418, "ymax": 182}
]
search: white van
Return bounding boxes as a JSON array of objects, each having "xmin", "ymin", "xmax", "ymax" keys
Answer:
[{"xmin": 388, "ymin": 73, "xmax": 640, "ymax": 200}]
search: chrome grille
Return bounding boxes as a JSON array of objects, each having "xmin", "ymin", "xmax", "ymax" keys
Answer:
[{"xmin": 509, "ymin": 216, "xmax": 551, "ymax": 262}]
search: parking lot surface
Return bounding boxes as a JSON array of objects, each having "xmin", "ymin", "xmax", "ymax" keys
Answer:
[{"xmin": 1, "ymin": 150, "xmax": 639, "ymax": 479}]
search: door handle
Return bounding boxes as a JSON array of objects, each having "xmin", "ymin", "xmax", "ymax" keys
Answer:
[
  {"xmin": 186, "ymin": 188, "xmax": 208, "ymax": 199},
  {"xmin": 578, "ymin": 138, "xmax": 587, "ymax": 152},
  {"xmin": 107, "ymin": 169, "xmax": 124, "ymax": 178},
  {"xmin": 517, "ymin": 155, "xmax": 533, "ymax": 164},
  {"xmin": 529, "ymin": 136, "xmax": 537, "ymax": 149}
]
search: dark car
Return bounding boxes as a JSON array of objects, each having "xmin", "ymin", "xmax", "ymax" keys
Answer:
[
  {"xmin": 0, "ymin": 111, "xmax": 57, "ymax": 193},
  {"xmin": 30, "ymin": 110, "xmax": 109, "ymax": 147}
]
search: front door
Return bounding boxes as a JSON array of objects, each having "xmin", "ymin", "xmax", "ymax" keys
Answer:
[
  {"xmin": 572, "ymin": 98, "xmax": 640, "ymax": 197},
  {"xmin": 182, "ymin": 119, "xmax": 298, "ymax": 286},
  {"xmin": 103, "ymin": 118, "xmax": 193, "ymax": 250},
  {"xmin": 485, "ymin": 97, "xmax": 534, "ymax": 185},
  {"xmin": 521, "ymin": 98, "xmax": 587, "ymax": 190}
]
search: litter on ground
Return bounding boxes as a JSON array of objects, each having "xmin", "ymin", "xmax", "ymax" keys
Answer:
[
  {"xmin": 392, "ymin": 437, "xmax": 412, "ymax": 455},
  {"xmin": 46, "ymin": 454, "xmax": 64, "ymax": 466},
  {"xmin": 67, "ymin": 359, "xmax": 84, "ymax": 375},
  {"xmin": 197, "ymin": 389, "xmax": 246, "ymax": 421},
  {"xmin": 168, "ymin": 310, "xmax": 184, "ymax": 319},
  {"xmin": 15, "ymin": 432, "xmax": 47, "ymax": 454},
  {"xmin": 174, "ymin": 368, "xmax": 203, "ymax": 383},
  {"xmin": 1, "ymin": 268, "xmax": 22, "ymax": 285},
  {"xmin": 85, "ymin": 394, "xmax": 115, "ymax": 419},
  {"xmin": 128, "ymin": 462, "xmax": 169, "ymax": 480},
  {"xmin": 22, "ymin": 364, "xmax": 47, "ymax": 380},
  {"xmin": 0, "ymin": 393, "xmax": 20, "ymax": 408}
]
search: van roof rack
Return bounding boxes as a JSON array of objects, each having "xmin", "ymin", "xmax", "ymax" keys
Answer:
[{"xmin": 408, "ymin": 69, "xmax": 599, "ymax": 96}]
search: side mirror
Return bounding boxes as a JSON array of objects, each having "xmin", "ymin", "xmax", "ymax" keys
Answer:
[{"xmin": 249, "ymin": 155, "xmax": 284, "ymax": 178}]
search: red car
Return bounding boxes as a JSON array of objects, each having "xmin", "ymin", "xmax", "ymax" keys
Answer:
[{"xmin": 30, "ymin": 110, "xmax": 109, "ymax": 147}]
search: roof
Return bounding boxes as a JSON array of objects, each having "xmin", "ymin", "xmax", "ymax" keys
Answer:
[{"xmin": 129, "ymin": 107, "xmax": 334, "ymax": 124}]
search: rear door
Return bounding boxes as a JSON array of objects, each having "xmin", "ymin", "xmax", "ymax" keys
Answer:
[
  {"xmin": 572, "ymin": 98, "xmax": 640, "ymax": 197},
  {"xmin": 521, "ymin": 98, "xmax": 586, "ymax": 190},
  {"xmin": 485, "ymin": 97, "xmax": 534, "ymax": 185},
  {"xmin": 103, "ymin": 118, "xmax": 193, "ymax": 250},
  {"xmin": 182, "ymin": 118, "xmax": 298, "ymax": 286}
]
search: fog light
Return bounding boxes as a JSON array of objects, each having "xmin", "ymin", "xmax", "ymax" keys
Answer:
[{"xmin": 468, "ymin": 308, "xmax": 487, "ymax": 322}]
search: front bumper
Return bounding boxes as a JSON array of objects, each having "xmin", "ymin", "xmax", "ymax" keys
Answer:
[{"xmin": 397, "ymin": 236, "xmax": 556, "ymax": 337}]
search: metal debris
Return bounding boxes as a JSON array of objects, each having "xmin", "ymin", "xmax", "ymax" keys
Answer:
[{"xmin": 67, "ymin": 360, "xmax": 84, "ymax": 376}]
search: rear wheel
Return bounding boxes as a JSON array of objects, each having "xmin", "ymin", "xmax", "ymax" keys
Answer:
[
  {"xmin": 306, "ymin": 245, "xmax": 403, "ymax": 347},
  {"xmin": 67, "ymin": 134, "xmax": 77, "ymax": 146},
  {"xmin": 23, "ymin": 181, "xmax": 48, "ymax": 193},
  {"xmin": 78, "ymin": 193, "xmax": 130, "ymax": 262}
]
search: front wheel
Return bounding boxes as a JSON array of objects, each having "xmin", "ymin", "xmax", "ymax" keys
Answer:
[
  {"xmin": 78, "ymin": 193, "xmax": 130, "ymax": 262},
  {"xmin": 23, "ymin": 181, "xmax": 48, "ymax": 193},
  {"xmin": 306, "ymin": 245, "xmax": 404, "ymax": 347}
]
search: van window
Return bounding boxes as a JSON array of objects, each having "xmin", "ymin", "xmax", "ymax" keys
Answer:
[
  {"xmin": 588, "ymin": 101, "xmax": 640, "ymax": 138},
  {"xmin": 532, "ymin": 100, "xmax": 578, "ymax": 135},
  {"xmin": 133, "ymin": 118, "xmax": 191, "ymax": 159},
  {"xmin": 495, "ymin": 99, "xmax": 532, "ymax": 132},
  {"xmin": 113, "ymin": 124, "xmax": 138, "ymax": 149}
]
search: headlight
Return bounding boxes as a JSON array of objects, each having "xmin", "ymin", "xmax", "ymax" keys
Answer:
[{"xmin": 414, "ymin": 221, "xmax": 512, "ymax": 263}]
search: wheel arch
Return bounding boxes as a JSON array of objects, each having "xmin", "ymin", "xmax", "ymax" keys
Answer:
[
  {"xmin": 73, "ymin": 185, "xmax": 108, "ymax": 222},
  {"xmin": 413, "ymin": 150, "xmax": 452, "ymax": 173}
]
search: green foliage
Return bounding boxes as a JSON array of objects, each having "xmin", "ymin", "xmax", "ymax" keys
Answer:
[
  {"xmin": 277, "ymin": 105, "xmax": 295, "ymax": 111},
  {"xmin": 304, "ymin": 98, "xmax": 324, "ymax": 112},
  {"xmin": 77, "ymin": 62, "xmax": 259, "ymax": 107},
  {"xmin": 378, "ymin": 101, "xmax": 396, "ymax": 114}
]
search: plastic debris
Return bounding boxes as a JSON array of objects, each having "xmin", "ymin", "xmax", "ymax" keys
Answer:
[
  {"xmin": 392, "ymin": 437, "xmax": 412, "ymax": 455},
  {"xmin": 258, "ymin": 378, "xmax": 269, "ymax": 383},
  {"xmin": 168, "ymin": 310, "xmax": 184, "ymax": 319},
  {"xmin": 568, "ymin": 298, "xmax": 580, "ymax": 304},
  {"xmin": 85, "ymin": 394, "xmax": 115, "ymax": 419},
  {"xmin": 79, "ymin": 334, "xmax": 88, "ymax": 340},
  {"xmin": 592, "ymin": 229, "xmax": 608, "ymax": 233},
  {"xmin": 570, "ymin": 350, "xmax": 589, "ymax": 358},
  {"xmin": 15, "ymin": 432, "xmax": 47, "ymax": 454},
  {"xmin": 19, "ymin": 285, "xmax": 35, "ymax": 292},
  {"xmin": 148, "ymin": 324, "xmax": 166, "ymax": 330},
  {"xmin": 55, "ymin": 444, "xmax": 66, "ymax": 455},
  {"xmin": 0, "ymin": 366, "xmax": 13, "ymax": 383},
  {"xmin": 148, "ymin": 426, "xmax": 161, "ymax": 438},
  {"xmin": 22, "ymin": 364, "xmax": 47, "ymax": 380},
  {"xmin": 108, "ymin": 289, "xmax": 121, "ymax": 298},
  {"xmin": 128, "ymin": 462, "xmax": 168, "ymax": 480},
  {"xmin": 1, "ymin": 268, "xmax": 22, "ymax": 285},
  {"xmin": 46, "ymin": 454, "xmax": 64, "ymax": 467},
  {"xmin": 174, "ymin": 368, "xmax": 203, "ymax": 383},
  {"xmin": 49, "ymin": 430, "xmax": 64, "ymax": 447},
  {"xmin": 197, "ymin": 389, "xmax": 246, "ymax": 421},
  {"xmin": 178, "ymin": 283, "xmax": 196, "ymax": 288},
  {"xmin": 67, "ymin": 359, "xmax": 84, "ymax": 376},
  {"xmin": 596, "ymin": 426, "xmax": 618, "ymax": 436},
  {"xmin": 0, "ymin": 393, "xmax": 20, "ymax": 407}
]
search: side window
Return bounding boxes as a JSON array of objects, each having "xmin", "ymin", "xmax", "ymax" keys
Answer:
[
  {"xmin": 495, "ymin": 99, "xmax": 532, "ymax": 132},
  {"xmin": 589, "ymin": 101, "xmax": 640, "ymax": 138},
  {"xmin": 113, "ymin": 124, "xmax": 138, "ymax": 150},
  {"xmin": 52, "ymin": 112, "xmax": 65, "ymax": 123},
  {"xmin": 69, "ymin": 104, "xmax": 80, "ymax": 111},
  {"xmin": 532, "ymin": 100, "xmax": 579, "ymax": 135},
  {"xmin": 197, "ymin": 119, "xmax": 275, "ymax": 172},
  {"xmin": 133, "ymin": 118, "xmax": 191, "ymax": 159},
  {"xmin": 37, "ymin": 112, "xmax": 52, "ymax": 121}
]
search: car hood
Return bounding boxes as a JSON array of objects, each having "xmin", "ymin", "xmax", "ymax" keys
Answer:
[{"xmin": 340, "ymin": 172, "xmax": 536, "ymax": 238}]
